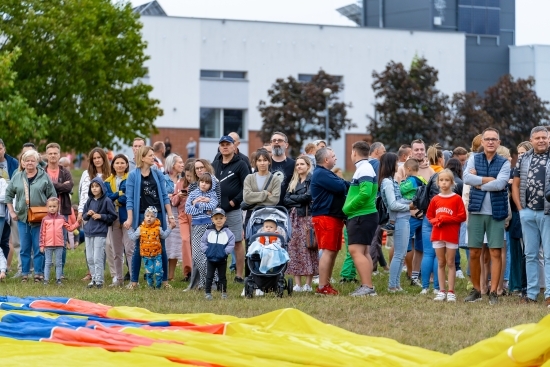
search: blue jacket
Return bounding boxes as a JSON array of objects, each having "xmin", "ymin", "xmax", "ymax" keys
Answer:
[
  {"xmin": 104, "ymin": 176, "xmax": 128, "ymax": 223},
  {"xmin": 4, "ymin": 153, "xmax": 18, "ymax": 178},
  {"xmin": 200, "ymin": 225, "xmax": 235, "ymax": 262},
  {"xmin": 310, "ymin": 165, "xmax": 350, "ymax": 218},
  {"xmin": 468, "ymin": 153, "xmax": 509, "ymax": 221},
  {"xmin": 126, "ymin": 168, "xmax": 170, "ymax": 230},
  {"xmin": 185, "ymin": 174, "xmax": 219, "ymax": 225},
  {"xmin": 82, "ymin": 177, "xmax": 117, "ymax": 237}
]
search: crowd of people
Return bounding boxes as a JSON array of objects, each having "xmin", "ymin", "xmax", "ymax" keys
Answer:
[{"xmin": 0, "ymin": 126, "xmax": 549, "ymax": 307}]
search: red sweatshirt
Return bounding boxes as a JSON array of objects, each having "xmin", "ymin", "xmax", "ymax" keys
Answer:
[{"xmin": 426, "ymin": 193, "xmax": 466, "ymax": 244}]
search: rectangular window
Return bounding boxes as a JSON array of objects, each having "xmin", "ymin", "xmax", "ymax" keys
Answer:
[
  {"xmin": 200, "ymin": 70, "xmax": 246, "ymax": 79},
  {"xmin": 199, "ymin": 108, "xmax": 246, "ymax": 138},
  {"xmin": 298, "ymin": 74, "xmax": 314, "ymax": 82},
  {"xmin": 222, "ymin": 71, "xmax": 246, "ymax": 79},
  {"xmin": 458, "ymin": 2, "xmax": 500, "ymax": 35},
  {"xmin": 199, "ymin": 108, "xmax": 221, "ymax": 138},
  {"xmin": 200, "ymin": 70, "xmax": 221, "ymax": 78}
]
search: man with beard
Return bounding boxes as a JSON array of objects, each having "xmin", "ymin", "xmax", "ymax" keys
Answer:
[{"xmin": 270, "ymin": 132, "xmax": 295, "ymax": 207}]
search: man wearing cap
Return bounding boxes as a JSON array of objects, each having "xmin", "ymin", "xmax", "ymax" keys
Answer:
[
  {"xmin": 213, "ymin": 132, "xmax": 252, "ymax": 173},
  {"xmin": 212, "ymin": 135, "xmax": 250, "ymax": 283}
]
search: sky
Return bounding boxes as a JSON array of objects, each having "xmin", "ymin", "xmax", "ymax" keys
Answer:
[{"xmin": 130, "ymin": 0, "xmax": 550, "ymax": 46}]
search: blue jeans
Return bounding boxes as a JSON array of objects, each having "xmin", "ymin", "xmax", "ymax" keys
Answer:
[
  {"xmin": 407, "ymin": 217, "xmax": 423, "ymax": 252},
  {"xmin": 389, "ymin": 216, "xmax": 410, "ymax": 289},
  {"xmin": 18, "ymin": 222, "xmax": 43, "ymax": 276},
  {"xmin": 421, "ymin": 217, "xmax": 439, "ymax": 290},
  {"xmin": 519, "ymin": 208, "xmax": 550, "ymax": 300},
  {"xmin": 44, "ymin": 247, "xmax": 63, "ymax": 282},
  {"xmin": 131, "ymin": 213, "xmax": 168, "ymax": 283}
]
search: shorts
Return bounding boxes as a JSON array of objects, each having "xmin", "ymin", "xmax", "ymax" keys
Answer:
[
  {"xmin": 346, "ymin": 213, "xmax": 378, "ymax": 246},
  {"xmin": 467, "ymin": 214, "xmax": 504, "ymax": 249},
  {"xmin": 225, "ymin": 209, "xmax": 243, "ymax": 242},
  {"xmin": 312, "ymin": 216, "xmax": 344, "ymax": 252},
  {"xmin": 432, "ymin": 241, "xmax": 458, "ymax": 249}
]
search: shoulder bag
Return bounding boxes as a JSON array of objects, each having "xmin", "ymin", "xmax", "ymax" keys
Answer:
[{"xmin": 23, "ymin": 177, "xmax": 48, "ymax": 223}]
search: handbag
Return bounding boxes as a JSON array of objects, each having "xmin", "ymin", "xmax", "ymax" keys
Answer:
[
  {"xmin": 23, "ymin": 178, "xmax": 48, "ymax": 223},
  {"xmin": 304, "ymin": 205, "xmax": 318, "ymax": 250}
]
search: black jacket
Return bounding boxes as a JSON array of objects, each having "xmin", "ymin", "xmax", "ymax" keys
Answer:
[
  {"xmin": 427, "ymin": 172, "xmax": 463, "ymax": 201},
  {"xmin": 212, "ymin": 153, "xmax": 250, "ymax": 212},
  {"xmin": 214, "ymin": 148, "xmax": 252, "ymax": 173},
  {"xmin": 283, "ymin": 174, "xmax": 312, "ymax": 217}
]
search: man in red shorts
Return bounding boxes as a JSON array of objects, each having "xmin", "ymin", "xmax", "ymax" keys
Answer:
[{"xmin": 311, "ymin": 147, "xmax": 350, "ymax": 295}]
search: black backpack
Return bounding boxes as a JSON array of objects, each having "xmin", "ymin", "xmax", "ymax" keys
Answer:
[
  {"xmin": 376, "ymin": 195, "xmax": 389, "ymax": 225},
  {"xmin": 413, "ymin": 176, "xmax": 433, "ymax": 212}
]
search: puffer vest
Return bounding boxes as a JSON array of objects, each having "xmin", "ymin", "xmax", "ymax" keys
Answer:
[
  {"xmin": 518, "ymin": 149, "xmax": 550, "ymax": 214},
  {"xmin": 140, "ymin": 219, "xmax": 162, "ymax": 257},
  {"xmin": 468, "ymin": 153, "xmax": 508, "ymax": 221}
]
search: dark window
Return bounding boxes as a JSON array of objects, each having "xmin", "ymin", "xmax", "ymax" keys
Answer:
[
  {"xmin": 458, "ymin": 2, "xmax": 500, "ymax": 35},
  {"xmin": 200, "ymin": 70, "xmax": 221, "ymax": 78},
  {"xmin": 223, "ymin": 110, "xmax": 244, "ymax": 136},
  {"xmin": 199, "ymin": 108, "xmax": 221, "ymax": 138},
  {"xmin": 222, "ymin": 71, "xmax": 246, "ymax": 79},
  {"xmin": 298, "ymin": 74, "xmax": 314, "ymax": 82}
]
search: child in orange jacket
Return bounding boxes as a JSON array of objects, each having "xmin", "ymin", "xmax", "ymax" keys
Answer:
[{"xmin": 40, "ymin": 198, "xmax": 80, "ymax": 285}]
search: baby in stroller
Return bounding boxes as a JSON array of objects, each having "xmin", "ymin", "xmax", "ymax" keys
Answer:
[{"xmin": 247, "ymin": 218, "xmax": 289, "ymax": 274}]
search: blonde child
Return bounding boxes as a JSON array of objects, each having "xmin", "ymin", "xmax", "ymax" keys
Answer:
[
  {"xmin": 426, "ymin": 169, "xmax": 467, "ymax": 302},
  {"xmin": 128, "ymin": 206, "xmax": 174, "ymax": 288},
  {"xmin": 40, "ymin": 198, "xmax": 80, "ymax": 285}
]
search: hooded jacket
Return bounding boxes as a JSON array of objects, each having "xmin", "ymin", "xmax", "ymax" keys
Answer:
[
  {"xmin": 212, "ymin": 153, "xmax": 250, "ymax": 212},
  {"xmin": 40, "ymin": 212, "xmax": 80, "ymax": 249},
  {"xmin": 82, "ymin": 177, "xmax": 117, "ymax": 237},
  {"xmin": 105, "ymin": 173, "xmax": 128, "ymax": 223},
  {"xmin": 5, "ymin": 167, "xmax": 57, "ymax": 226},
  {"xmin": 200, "ymin": 224, "xmax": 235, "ymax": 262},
  {"xmin": 185, "ymin": 173, "xmax": 219, "ymax": 225}
]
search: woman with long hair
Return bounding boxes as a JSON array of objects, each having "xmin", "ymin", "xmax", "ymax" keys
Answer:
[
  {"xmin": 171, "ymin": 160, "xmax": 194, "ymax": 281},
  {"xmin": 378, "ymin": 153, "xmax": 413, "ymax": 292},
  {"xmin": 124, "ymin": 146, "xmax": 175, "ymax": 289},
  {"xmin": 104, "ymin": 153, "xmax": 133, "ymax": 286},
  {"xmin": 164, "ymin": 153, "xmax": 185, "ymax": 281},
  {"xmin": 284, "ymin": 155, "xmax": 317, "ymax": 292}
]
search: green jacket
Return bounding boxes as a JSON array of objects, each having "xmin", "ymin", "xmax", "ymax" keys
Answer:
[
  {"xmin": 343, "ymin": 159, "xmax": 378, "ymax": 219},
  {"xmin": 5, "ymin": 168, "xmax": 57, "ymax": 225}
]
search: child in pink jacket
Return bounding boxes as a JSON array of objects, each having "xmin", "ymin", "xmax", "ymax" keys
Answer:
[{"xmin": 40, "ymin": 198, "xmax": 80, "ymax": 285}]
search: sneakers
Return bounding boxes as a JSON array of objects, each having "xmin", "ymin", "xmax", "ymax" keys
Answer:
[
  {"xmin": 520, "ymin": 296, "xmax": 537, "ymax": 304},
  {"xmin": 446, "ymin": 292, "xmax": 457, "ymax": 302},
  {"xmin": 456, "ymin": 269, "xmax": 465, "ymax": 279},
  {"xmin": 464, "ymin": 288, "xmax": 482, "ymax": 302},
  {"xmin": 350, "ymin": 285, "xmax": 377, "ymax": 297},
  {"xmin": 434, "ymin": 291, "xmax": 446, "ymax": 301},
  {"xmin": 312, "ymin": 276, "xmax": 319, "ymax": 284},
  {"xmin": 293, "ymin": 285, "xmax": 303, "ymax": 292},
  {"xmin": 420, "ymin": 288, "xmax": 428, "ymax": 295},
  {"xmin": 221, "ymin": 293, "xmax": 228, "ymax": 299},
  {"xmin": 315, "ymin": 283, "xmax": 339, "ymax": 296},
  {"xmin": 87, "ymin": 281, "xmax": 95, "ymax": 288},
  {"xmin": 410, "ymin": 278, "xmax": 422, "ymax": 287},
  {"xmin": 234, "ymin": 276, "xmax": 244, "ymax": 284},
  {"xmin": 205, "ymin": 293, "xmax": 213, "ymax": 300},
  {"xmin": 302, "ymin": 284, "xmax": 313, "ymax": 292},
  {"xmin": 433, "ymin": 289, "xmax": 440, "ymax": 295},
  {"xmin": 255, "ymin": 289, "xmax": 265, "ymax": 296},
  {"xmin": 489, "ymin": 291, "xmax": 498, "ymax": 305}
]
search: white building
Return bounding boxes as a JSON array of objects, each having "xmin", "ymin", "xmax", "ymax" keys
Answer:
[
  {"xmin": 510, "ymin": 45, "xmax": 550, "ymax": 105},
  {"xmin": 141, "ymin": 14, "xmax": 465, "ymax": 170}
]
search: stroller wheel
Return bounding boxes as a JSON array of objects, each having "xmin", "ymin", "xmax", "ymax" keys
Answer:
[{"xmin": 287, "ymin": 278, "xmax": 293, "ymax": 296}]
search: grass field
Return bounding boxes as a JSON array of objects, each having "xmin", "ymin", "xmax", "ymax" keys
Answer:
[{"xmin": 2, "ymin": 243, "xmax": 548, "ymax": 355}]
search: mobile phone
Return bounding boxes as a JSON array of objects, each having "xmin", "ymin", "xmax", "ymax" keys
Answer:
[{"xmin": 180, "ymin": 189, "xmax": 188, "ymax": 194}]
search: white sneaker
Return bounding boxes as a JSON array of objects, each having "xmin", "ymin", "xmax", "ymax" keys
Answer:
[
  {"xmin": 456, "ymin": 270, "xmax": 465, "ymax": 279},
  {"xmin": 302, "ymin": 284, "xmax": 313, "ymax": 292},
  {"xmin": 446, "ymin": 292, "xmax": 457, "ymax": 302},
  {"xmin": 312, "ymin": 276, "xmax": 319, "ymax": 284},
  {"xmin": 434, "ymin": 291, "xmax": 446, "ymax": 301},
  {"xmin": 255, "ymin": 289, "xmax": 264, "ymax": 296},
  {"xmin": 433, "ymin": 289, "xmax": 440, "ymax": 295},
  {"xmin": 402, "ymin": 266, "xmax": 407, "ymax": 273},
  {"xmin": 240, "ymin": 288, "xmax": 245, "ymax": 297},
  {"xmin": 293, "ymin": 285, "xmax": 302, "ymax": 292},
  {"xmin": 420, "ymin": 288, "xmax": 428, "ymax": 295}
]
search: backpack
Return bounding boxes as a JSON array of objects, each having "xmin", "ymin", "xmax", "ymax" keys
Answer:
[
  {"xmin": 376, "ymin": 195, "xmax": 389, "ymax": 225},
  {"xmin": 413, "ymin": 176, "xmax": 433, "ymax": 212}
]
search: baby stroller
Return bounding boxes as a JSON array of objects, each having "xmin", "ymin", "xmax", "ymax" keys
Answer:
[{"xmin": 244, "ymin": 206, "xmax": 293, "ymax": 298}]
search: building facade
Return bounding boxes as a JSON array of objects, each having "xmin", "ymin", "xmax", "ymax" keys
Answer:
[
  {"xmin": 510, "ymin": 45, "xmax": 550, "ymax": 104},
  {"xmin": 141, "ymin": 15, "xmax": 465, "ymax": 171}
]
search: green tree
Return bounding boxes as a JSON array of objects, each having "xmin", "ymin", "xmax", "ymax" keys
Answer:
[
  {"xmin": 483, "ymin": 75, "xmax": 549, "ymax": 148},
  {"xmin": 0, "ymin": 49, "xmax": 47, "ymax": 153},
  {"xmin": 258, "ymin": 70, "xmax": 354, "ymax": 157},
  {"xmin": 0, "ymin": 0, "xmax": 162, "ymax": 152},
  {"xmin": 368, "ymin": 57, "xmax": 450, "ymax": 149}
]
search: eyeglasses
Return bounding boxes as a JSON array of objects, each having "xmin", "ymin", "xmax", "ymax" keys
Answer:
[
  {"xmin": 483, "ymin": 138, "xmax": 499, "ymax": 142},
  {"xmin": 195, "ymin": 166, "xmax": 205, "ymax": 171},
  {"xmin": 271, "ymin": 139, "xmax": 285, "ymax": 143}
]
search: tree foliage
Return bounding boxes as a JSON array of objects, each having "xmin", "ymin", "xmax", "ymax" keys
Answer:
[
  {"xmin": 368, "ymin": 57, "xmax": 449, "ymax": 150},
  {"xmin": 258, "ymin": 70, "xmax": 355, "ymax": 157},
  {"xmin": 0, "ymin": 49, "xmax": 47, "ymax": 153},
  {"xmin": 0, "ymin": 0, "xmax": 162, "ymax": 152},
  {"xmin": 369, "ymin": 57, "xmax": 550, "ymax": 150},
  {"xmin": 483, "ymin": 75, "xmax": 549, "ymax": 148}
]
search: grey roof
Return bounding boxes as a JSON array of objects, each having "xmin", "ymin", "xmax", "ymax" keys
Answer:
[{"xmin": 133, "ymin": 1, "xmax": 167, "ymax": 16}]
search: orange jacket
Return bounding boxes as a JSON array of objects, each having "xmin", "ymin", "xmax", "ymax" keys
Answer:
[
  {"xmin": 139, "ymin": 219, "xmax": 163, "ymax": 257},
  {"xmin": 40, "ymin": 213, "xmax": 80, "ymax": 249}
]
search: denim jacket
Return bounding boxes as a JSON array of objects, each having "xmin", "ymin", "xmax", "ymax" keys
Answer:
[{"xmin": 381, "ymin": 178, "xmax": 411, "ymax": 219}]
